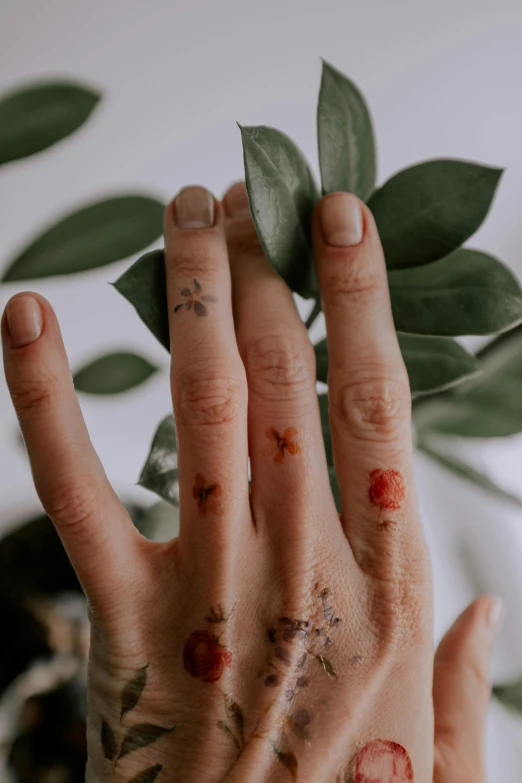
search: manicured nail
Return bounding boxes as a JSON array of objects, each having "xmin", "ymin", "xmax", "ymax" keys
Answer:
[
  {"xmin": 175, "ymin": 186, "xmax": 215, "ymax": 229},
  {"xmin": 486, "ymin": 596, "xmax": 505, "ymax": 634},
  {"xmin": 226, "ymin": 184, "xmax": 250, "ymax": 215},
  {"xmin": 6, "ymin": 295, "xmax": 43, "ymax": 348},
  {"xmin": 321, "ymin": 192, "xmax": 363, "ymax": 247}
]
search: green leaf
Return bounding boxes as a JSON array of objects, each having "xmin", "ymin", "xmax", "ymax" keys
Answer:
[
  {"xmin": 389, "ymin": 249, "xmax": 522, "ymax": 336},
  {"xmin": 113, "ymin": 249, "xmax": 170, "ymax": 351},
  {"xmin": 493, "ymin": 681, "xmax": 522, "ymax": 713},
  {"xmin": 134, "ymin": 500, "xmax": 180, "ymax": 542},
  {"xmin": 2, "ymin": 195, "xmax": 165, "ymax": 281},
  {"xmin": 417, "ymin": 441, "xmax": 522, "ymax": 508},
  {"xmin": 317, "ymin": 60, "xmax": 376, "ymax": 200},
  {"xmin": 239, "ymin": 124, "xmax": 320, "ymax": 298},
  {"xmin": 128, "ymin": 765, "xmax": 163, "ymax": 783},
  {"xmin": 100, "ymin": 719, "xmax": 118, "ymax": 761},
  {"xmin": 0, "ymin": 81, "xmax": 100, "ymax": 166},
  {"xmin": 315, "ymin": 334, "xmax": 479, "ymax": 396},
  {"xmin": 73, "ymin": 351, "xmax": 157, "ymax": 395},
  {"xmin": 120, "ymin": 665, "xmax": 148, "ymax": 721},
  {"xmin": 367, "ymin": 160, "xmax": 503, "ymax": 269},
  {"xmin": 138, "ymin": 415, "xmax": 178, "ymax": 505},
  {"xmin": 414, "ymin": 326, "xmax": 522, "ymax": 437},
  {"xmin": 118, "ymin": 723, "xmax": 176, "ymax": 760}
]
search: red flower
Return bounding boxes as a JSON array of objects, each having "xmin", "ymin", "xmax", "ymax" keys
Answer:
[
  {"xmin": 183, "ymin": 630, "xmax": 232, "ymax": 683},
  {"xmin": 368, "ymin": 469, "xmax": 405, "ymax": 511},
  {"xmin": 354, "ymin": 739, "xmax": 413, "ymax": 783},
  {"xmin": 261, "ymin": 427, "xmax": 301, "ymax": 464},
  {"xmin": 192, "ymin": 473, "xmax": 223, "ymax": 515}
]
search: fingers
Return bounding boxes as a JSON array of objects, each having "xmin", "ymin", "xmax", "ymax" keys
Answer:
[
  {"xmin": 1, "ymin": 294, "xmax": 137, "ymax": 602},
  {"xmin": 311, "ymin": 193, "xmax": 420, "ymax": 568},
  {"xmin": 222, "ymin": 182, "xmax": 336, "ymax": 544},
  {"xmin": 164, "ymin": 187, "xmax": 250, "ymax": 555},
  {"xmin": 433, "ymin": 595, "xmax": 503, "ymax": 783}
]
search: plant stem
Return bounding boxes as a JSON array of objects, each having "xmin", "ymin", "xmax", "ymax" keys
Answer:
[{"xmin": 305, "ymin": 299, "xmax": 321, "ymax": 331}]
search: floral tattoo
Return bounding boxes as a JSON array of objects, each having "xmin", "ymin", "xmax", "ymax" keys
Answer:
[
  {"xmin": 192, "ymin": 473, "xmax": 224, "ymax": 515},
  {"xmin": 262, "ymin": 426, "xmax": 301, "ymax": 463},
  {"xmin": 369, "ymin": 469, "xmax": 405, "ymax": 511},
  {"xmin": 100, "ymin": 664, "xmax": 176, "ymax": 782},
  {"xmin": 174, "ymin": 278, "xmax": 217, "ymax": 317}
]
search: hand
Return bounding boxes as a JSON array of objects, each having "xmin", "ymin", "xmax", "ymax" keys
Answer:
[{"xmin": 1, "ymin": 183, "xmax": 500, "ymax": 782}]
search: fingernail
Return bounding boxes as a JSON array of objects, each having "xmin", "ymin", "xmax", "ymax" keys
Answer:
[
  {"xmin": 6, "ymin": 295, "xmax": 43, "ymax": 348},
  {"xmin": 486, "ymin": 596, "xmax": 505, "ymax": 635},
  {"xmin": 320, "ymin": 192, "xmax": 363, "ymax": 247},
  {"xmin": 226, "ymin": 184, "xmax": 250, "ymax": 215},
  {"xmin": 175, "ymin": 186, "xmax": 215, "ymax": 229}
]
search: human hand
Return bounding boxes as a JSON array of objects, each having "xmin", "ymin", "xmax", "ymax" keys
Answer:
[{"xmin": 1, "ymin": 183, "xmax": 500, "ymax": 782}]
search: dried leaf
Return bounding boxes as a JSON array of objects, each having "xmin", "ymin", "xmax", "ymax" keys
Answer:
[
  {"xmin": 225, "ymin": 695, "xmax": 245, "ymax": 743},
  {"xmin": 276, "ymin": 750, "xmax": 299, "ymax": 780},
  {"xmin": 101, "ymin": 718, "xmax": 118, "ymax": 761},
  {"xmin": 127, "ymin": 764, "xmax": 163, "ymax": 783},
  {"xmin": 317, "ymin": 655, "xmax": 337, "ymax": 678},
  {"xmin": 118, "ymin": 723, "xmax": 176, "ymax": 759},
  {"xmin": 121, "ymin": 665, "xmax": 149, "ymax": 720}
]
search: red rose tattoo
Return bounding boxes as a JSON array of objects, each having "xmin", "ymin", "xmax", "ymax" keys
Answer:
[
  {"xmin": 354, "ymin": 739, "xmax": 414, "ymax": 783},
  {"xmin": 368, "ymin": 469, "xmax": 405, "ymax": 511},
  {"xmin": 183, "ymin": 630, "xmax": 232, "ymax": 683}
]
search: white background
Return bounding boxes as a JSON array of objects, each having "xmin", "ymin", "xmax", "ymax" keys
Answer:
[{"xmin": 1, "ymin": 0, "xmax": 522, "ymax": 777}]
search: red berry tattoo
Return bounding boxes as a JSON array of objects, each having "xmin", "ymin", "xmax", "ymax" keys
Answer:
[
  {"xmin": 368, "ymin": 469, "xmax": 405, "ymax": 511},
  {"xmin": 183, "ymin": 630, "xmax": 232, "ymax": 683},
  {"xmin": 354, "ymin": 739, "xmax": 413, "ymax": 783}
]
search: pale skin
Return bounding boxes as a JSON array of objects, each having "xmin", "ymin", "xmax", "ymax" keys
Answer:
[{"xmin": 1, "ymin": 183, "xmax": 502, "ymax": 782}]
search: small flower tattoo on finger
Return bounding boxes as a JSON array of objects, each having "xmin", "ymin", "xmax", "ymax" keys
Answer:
[
  {"xmin": 192, "ymin": 473, "xmax": 223, "ymax": 515},
  {"xmin": 368, "ymin": 469, "xmax": 405, "ymax": 511},
  {"xmin": 174, "ymin": 279, "xmax": 217, "ymax": 317},
  {"xmin": 261, "ymin": 427, "xmax": 301, "ymax": 463}
]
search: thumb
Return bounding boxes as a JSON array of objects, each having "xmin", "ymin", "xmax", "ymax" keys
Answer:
[{"xmin": 433, "ymin": 595, "xmax": 504, "ymax": 783}]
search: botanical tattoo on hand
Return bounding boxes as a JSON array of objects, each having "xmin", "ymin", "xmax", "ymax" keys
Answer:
[
  {"xmin": 217, "ymin": 694, "xmax": 246, "ymax": 755},
  {"xmin": 192, "ymin": 473, "xmax": 224, "ymax": 515},
  {"xmin": 173, "ymin": 278, "xmax": 217, "ymax": 317},
  {"xmin": 349, "ymin": 739, "xmax": 414, "ymax": 783},
  {"xmin": 368, "ymin": 469, "xmax": 405, "ymax": 511},
  {"xmin": 100, "ymin": 664, "xmax": 176, "ymax": 782},
  {"xmin": 262, "ymin": 426, "xmax": 301, "ymax": 464},
  {"xmin": 183, "ymin": 629, "xmax": 233, "ymax": 683}
]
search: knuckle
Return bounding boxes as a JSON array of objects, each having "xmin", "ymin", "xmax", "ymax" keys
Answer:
[
  {"xmin": 43, "ymin": 476, "xmax": 103, "ymax": 535},
  {"xmin": 330, "ymin": 376, "xmax": 411, "ymax": 442},
  {"xmin": 175, "ymin": 364, "xmax": 246, "ymax": 430},
  {"xmin": 11, "ymin": 374, "xmax": 61, "ymax": 416},
  {"xmin": 242, "ymin": 334, "xmax": 316, "ymax": 402},
  {"xmin": 323, "ymin": 252, "xmax": 382, "ymax": 306},
  {"xmin": 368, "ymin": 571, "xmax": 431, "ymax": 655}
]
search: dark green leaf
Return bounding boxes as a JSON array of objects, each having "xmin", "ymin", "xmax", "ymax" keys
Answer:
[
  {"xmin": 317, "ymin": 60, "xmax": 376, "ymax": 200},
  {"xmin": 239, "ymin": 124, "xmax": 319, "ymax": 298},
  {"xmin": 368, "ymin": 160, "xmax": 503, "ymax": 269},
  {"xmin": 417, "ymin": 441, "xmax": 522, "ymax": 508},
  {"xmin": 101, "ymin": 719, "xmax": 118, "ymax": 761},
  {"xmin": 2, "ymin": 196, "xmax": 165, "ymax": 281},
  {"xmin": 389, "ymin": 249, "xmax": 522, "ymax": 336},
  {"xmin": 118, "ymin": 723, "xmax": 176, "ymax": 759},
  {"xmin": 397, "ymin": 333, "xmax": 479, "ymax": 395},
  {"xmin": 73, "ymin": 351, "xmax": 158, "ymax": 395},
  {"xmin": 138, "ymin": 415, "xmax": 178, "ymax": 505},
  {"xmin": 414, "ymin": 326, "xmax": 522, "ymax": 437},
  {"xmin": 134, "ymin": 500, "xmax": 180, "ymax": 541},
  {"xmin": 113, "ymin": 249, "xmax": 170, "ymax": 351},
  {"xmin": 120, "ymin": 665, "xmax": 148, "ymax": 721},
  {"xmin": 328, "ymin": 466, "xmax": 341, "ymax": 513},
  {"xmin": 0, "ymin": 81, "xmax": 100, "ymax": 165},
  {"xmin": 127, "ymin": 764, "xmax": 163, "ymax": 783},
  {"xmin": 493, "ymin": 681, "xmax": 522, "ymax": 713},
  {"xmin": 317, "ymin": 393, "xmax": 333, "ymax": 465},
  {"xmin": 315, "ymin": 334, "xmax": 479, "ymax": 396}
]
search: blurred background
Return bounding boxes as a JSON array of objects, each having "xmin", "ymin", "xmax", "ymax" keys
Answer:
[{"xmin": 1, "ymin": 0, "xmax": 522, "ymax": 779}]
